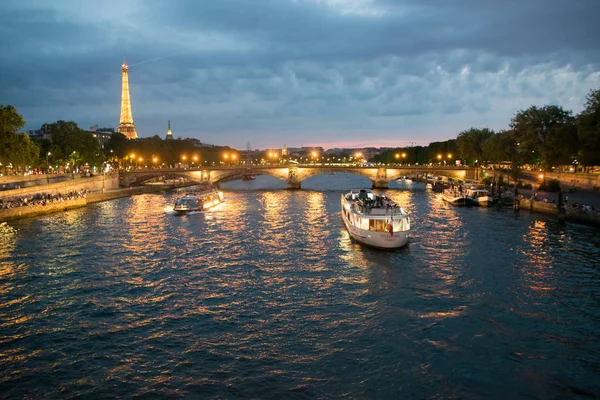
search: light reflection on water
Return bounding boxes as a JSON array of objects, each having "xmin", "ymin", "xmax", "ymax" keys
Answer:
[{"xmin": 0, "ymin": 174, "xmax": 599, "ymax": 398}]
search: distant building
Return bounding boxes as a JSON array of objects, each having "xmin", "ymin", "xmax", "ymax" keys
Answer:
[
  {"xmin": 89, "ymin": 125, "xmax": 115, "ymax": 147},
  {"xmin": 27, "ymin": 123, "xmax": 53, "ymax": 141}
]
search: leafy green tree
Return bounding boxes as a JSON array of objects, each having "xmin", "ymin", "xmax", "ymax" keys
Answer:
[
  {"xmin": 47, "ymin": 120, "xmax": 101, "ymax": 169},
  {"xmin": 577, "ymin": 87, "xmax": 600, "ymax": 168},
  {"xmin": 509, "ymin": 105, "xmax": 575, "ymax": 172},
  {"xmin": 456, "ymin": 127, "xmax": 494, "ymax": 165},
  {"xmin": 0, "ymin": 104, "xmax": 26, "ymax": 168},
  {"xmin": 456, "ymin": 127, "xmax": 494, "ymax": 178},
  {"xmin": 0, "ymin": 105, "xmax": 39, "ymax": 172}
]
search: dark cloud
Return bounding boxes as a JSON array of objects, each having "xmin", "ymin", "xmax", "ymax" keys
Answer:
[{"xmin": 0, "ymin": 0, "xmax": 599, "ymax": 148}]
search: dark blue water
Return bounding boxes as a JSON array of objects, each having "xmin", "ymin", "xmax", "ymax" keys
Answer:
[{"xmin": 1, "ymin": 174, "xmax": 599, "ymax": 399}]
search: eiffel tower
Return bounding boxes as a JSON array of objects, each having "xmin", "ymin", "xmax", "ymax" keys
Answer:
[{"xmin": 118, "ymin": 58, "xmax": 138, "ymax": 139}]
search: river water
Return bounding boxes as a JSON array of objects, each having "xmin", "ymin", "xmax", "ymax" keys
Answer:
[{"xmin": 1, "ymin": 174, "xmax": 599, "ymax": 399}]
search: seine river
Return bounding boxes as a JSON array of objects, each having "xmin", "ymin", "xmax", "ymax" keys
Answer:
[{"xmin": 1, "ymin": 174, "xmax": 599, "ymax": 399}]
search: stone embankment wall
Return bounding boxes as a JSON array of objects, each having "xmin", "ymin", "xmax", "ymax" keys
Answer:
[
  {"xmin": 0, "ymin": 185, "xmax": 172, "ymax": 222},
  {"xmin": 0, "ymin": 174, "xmax": 119, "ymax": 200},
  {"xmin": 0, "ymin": 198, "xmax": 88, "ymax": 222},
  {"xmin": 0, "ymin": 173, "xmax": 84, "ymax": 188},
  {"xmin": 519, "ymin": 171, "xmax": 600, "ymax": 191},
  {"xmin": 519, "ymin": 198, "xmax": 600, "ymax": 225}
]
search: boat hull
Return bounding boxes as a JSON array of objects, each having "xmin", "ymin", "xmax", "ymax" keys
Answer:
[
  {"xmin": 442, "ymin": 193, "xmax": 472, "ymax": 206},
  {"xmin": 343, "ymin": 217, "xmax": 409, "ymax": 249},
  {"xmin": 473, "ymin": 196, "xmax": 493, "ymax": 207}
]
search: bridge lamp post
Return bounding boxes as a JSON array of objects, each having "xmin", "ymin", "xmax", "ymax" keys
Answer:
[
  {"xmin": 232, "ymin": 154, "xmax": 237, "ymax": 165},
  {"xmin": 437, "ymin": 154, "xmax": 442, "ymax": 165},
  {"xmin": 152, "ymin": 156, "xmax": 158, "ymax": 168},
  {"xmin": 138, "ymin": 157, "xmax": 143, "ymax": 168},
  {"xmin": 181, "ymin": 155, "xmax": 187, "ymax": 168},
  {"xmin": 129, "ymin": 153, "xmax": 135, "ymax": 169},
  {"xmin": 192, "ymin": 155, "xmax": 198, "ymax": 167},
  {"xmin": 355, "ymin": 152, "xmax": 362, "ymax": 165}
]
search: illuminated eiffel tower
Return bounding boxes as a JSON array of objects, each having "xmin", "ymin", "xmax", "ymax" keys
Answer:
[{"xmin": 118, "ymin": 57, "xmax": 137, "ymax": 139}]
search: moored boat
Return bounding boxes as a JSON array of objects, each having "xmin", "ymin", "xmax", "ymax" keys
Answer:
[
  {"xmin": 173, "ymin": 187, "xmax": 224, "ymax": 214},
  {"xmin": 341, "ymin": 189, "xmax": 410, "ymax": 249},
  {"xmin": 465, "ymin": 188, "xmax": 493, "ymax": 207},
  {"xmin": 442, "ymin": 188, "xmax": 473, "ymax": 206}
]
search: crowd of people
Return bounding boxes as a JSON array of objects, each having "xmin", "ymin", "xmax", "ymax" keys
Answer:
[{"xmin": 0, "ymin": 189, "xmax": 89, "ymax": 210}]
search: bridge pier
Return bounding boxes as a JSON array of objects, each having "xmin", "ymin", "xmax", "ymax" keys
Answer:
[
  {"xmin": 372, "ymin": 168, "xmax": 389, "ymax": 189},
  {"xmin": 287, "ymin": 167, "xmax": 301, "ymax": 190},
  {"xmin": 287, "ymin": 181, "xmax": 301, "ymax": 190},
  {"xmin": 372, "ymin": 180, "xmax": 389, "ymax": 189}
]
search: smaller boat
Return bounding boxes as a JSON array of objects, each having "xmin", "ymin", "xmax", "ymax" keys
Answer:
[
  {"xmin": 465, "ymin": 188, "xmax": 493, "ymax": 207},
  {"xmin": 442, "ymin": 188, "xmax": 473, "ymax": 206},
  {"xmin": 397, "ymin": 176, "xmax": 413, "ymax": 184},
  {"xmin": 173, "ymin": 187, "xmax": 224, "ymax": 214}
]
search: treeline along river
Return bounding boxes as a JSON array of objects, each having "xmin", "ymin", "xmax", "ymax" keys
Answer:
[{"xmin": 1, "ymin": 174, "xmax": 599, "ymax": 399}]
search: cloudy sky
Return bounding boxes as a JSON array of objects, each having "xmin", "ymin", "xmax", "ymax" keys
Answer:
[{"xmin": 1, "ymin": 0, "xmax": 599, "ymax": 149}]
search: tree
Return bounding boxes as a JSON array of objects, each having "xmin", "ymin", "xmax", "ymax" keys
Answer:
[
  {"xmin": 0, "ymin": 104, "xmax": 27, "ymax": 168},
  {"xmin": 577, "ymin": 87, "xmax": 600, "ymax": 168},
  {"xmin": 0, "ymin": 105, "xmax": 39, "ymax": 172},
  {"xmin": 509, "ymin": 105, "xmax": 576, "ymax": 172},
  {"xmin": 456, "ymin": 127, "xmax": 494, "ymax": 179},
  {"xmin": 47, "ymin": 120, "xmax": 101, "ymax": 169}
]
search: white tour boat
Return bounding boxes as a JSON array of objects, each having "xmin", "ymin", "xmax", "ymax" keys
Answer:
[
  {"xmin": 341, "ymin": 189, "xmax": 410, "ymax": 249},
  {"xmin": 173, "ymin": 187, "xmax": 224, "ymax": 214},
  {"xmin": 465, "ymin": 188, "xmax": 493, "ymax": 207},
  {"xmin": 441, "ymin": 188, "xmax": 473, "ymax": 207}
]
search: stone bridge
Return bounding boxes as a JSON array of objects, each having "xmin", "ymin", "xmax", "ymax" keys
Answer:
[{"xmin": 120, "ymin": 165, "xmax": 475, "ymax": 189}]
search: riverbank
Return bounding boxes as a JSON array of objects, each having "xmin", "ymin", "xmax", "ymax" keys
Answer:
[
  {"xmin": 0, "ymin": 186, "xmax": 174, "ymax": 222},
  {"xmin": 516, "ymin": 188, "xmax": 600, "ymax": 226}
]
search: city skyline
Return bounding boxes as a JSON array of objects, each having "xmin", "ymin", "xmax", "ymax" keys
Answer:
[{"xmin": 1, "ymin": 0, "xmax": 599, "ymax": 149}]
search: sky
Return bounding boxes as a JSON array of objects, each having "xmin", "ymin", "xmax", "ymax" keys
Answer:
[{"xmin": 1, "ymin": 0, "xmax": 599, "ymax": 150}]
